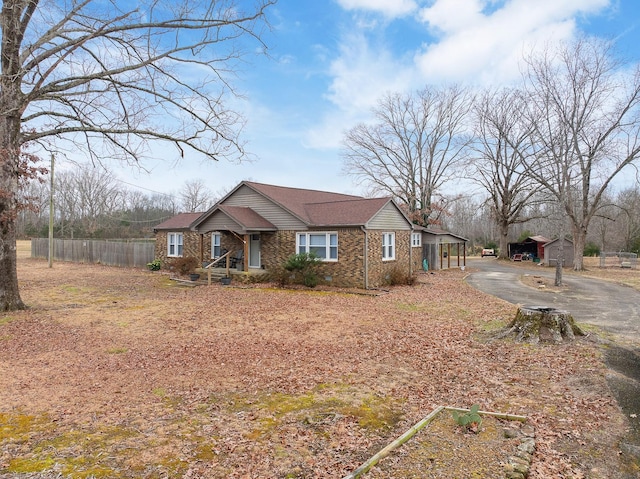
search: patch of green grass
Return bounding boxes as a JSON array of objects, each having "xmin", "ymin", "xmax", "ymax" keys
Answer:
[
  {"xmin": 0, "ymin": 406, "xmax": 222, "ymax": 478},
  {"xmin": 8, "ymin": 456, "xmax": 56, "ymax": 473},
  {"xmin": 478, "ymin": 318, "xmax": 508, "ymax": 332},
  {"xmin": 152, "ymin": 387, "xmax": 167, "ymax": 397},
  {"xmin": 579, "ymin": 322, "xmax": 613, "ymax": 339},
  {"xmin": 106, "ymin": 347, "xmax": 128, "ymax": 354},
  {"xmin": 396, "ymin": 302, "xmax": 422, "ymax": 312},
  {"xmin": 61, "ymin": 285, "xmax": 84, "ymax": 293},
  {"xmin": 343, "ymin": 394, "xmax": 404, "ymax": 431},
  {"xmin": 0, "ymin": 412, "xmax": 51, "ymax": 442},
  {"xmin": 226, "ymin": 385, "xmax": 404, "ymax": 441}
]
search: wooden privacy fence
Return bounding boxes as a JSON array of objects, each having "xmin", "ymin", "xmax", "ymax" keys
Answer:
[{"xmin": 31, "ymin": 238, "xmax": 156, "ymax": 269}]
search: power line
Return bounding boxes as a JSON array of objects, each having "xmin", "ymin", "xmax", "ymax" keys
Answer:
[{"xmin": 114, "ymin": 177, "xmax": 177, "ymax": 198}]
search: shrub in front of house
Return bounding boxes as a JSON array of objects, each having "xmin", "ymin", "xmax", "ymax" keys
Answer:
[
  {"xmin": 167, "ymin": 256, "xmax": 199, "ymax": 275},
  {"xmin": 385, "ymin": 266, "xmax": 417, "ymax": 286},
  {"xmin": 283, "ymin": 252, "xmax": 322, "ymax": 288},
  {"xmin": 147, "ymin": 259, "xmax": 162, "ymax": 271}
]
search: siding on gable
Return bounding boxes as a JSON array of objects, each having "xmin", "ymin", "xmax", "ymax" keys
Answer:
[
  {"xmin": 221, "ymin": 185, "xmax": 307, "ymax": 230},
  {"xmin": 367, "ymin": 202, "xmax": 412, "ymax": 230},
  {"xmin": 197, "ymin": 211, "xmax": 242, "ymax": 233}
]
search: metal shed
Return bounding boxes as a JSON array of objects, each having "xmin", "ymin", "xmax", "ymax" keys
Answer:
[{"xmin": 543, "ymin": 238, "xmax": 574, "ymax": 267}]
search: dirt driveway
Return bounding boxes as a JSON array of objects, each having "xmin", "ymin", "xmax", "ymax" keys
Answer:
[{"xmin": 466, "ymin": 257, "xmax": 640, "ymax": 461}]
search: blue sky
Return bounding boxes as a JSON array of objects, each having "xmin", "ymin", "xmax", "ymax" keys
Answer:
[{"xmin": 108, "ymin": 0, "xmax": 640, "ymax": 202}]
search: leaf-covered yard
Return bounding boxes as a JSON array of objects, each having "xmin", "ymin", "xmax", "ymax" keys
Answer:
[{"xmin": 0, "ymin": 249, "xmax": 635, "ymax": 478}]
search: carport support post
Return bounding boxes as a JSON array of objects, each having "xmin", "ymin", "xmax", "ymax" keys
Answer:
[{"xmin": 243, "ymin": 234, "xmax": 249, "ymax": 271}]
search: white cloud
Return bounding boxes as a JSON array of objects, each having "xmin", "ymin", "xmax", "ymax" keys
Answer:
[
  {"xmin": 335, "ymin": 0, "xmax": 417, "ymax": 18},
  {"xmin": 305, "ymin": 32, "xmax": 416, "ymax": 149},
  {"xmin": 419, "ymin": 0, "xmax": 485, "ymax": 34},
  {"xmin": 415, "ymin": 0, "xmax": 611, "ymax": 85},
  {"xmin": 305, "ymin": 0, "xmax": 617, "ymax": 159}
]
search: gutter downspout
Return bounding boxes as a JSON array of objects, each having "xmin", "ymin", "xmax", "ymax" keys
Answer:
[
  {"xmin": 360, "ymin": 226, "xmax": 368, "ymax": 289},
  {"xmin": 409, "ymin": 228, "xmax": 413, "ymax": 278}
]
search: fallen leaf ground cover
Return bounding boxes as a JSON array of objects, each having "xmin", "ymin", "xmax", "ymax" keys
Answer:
[{"xmin": 0, "ymin": 245, "xmax": 636, "ymax": 478}]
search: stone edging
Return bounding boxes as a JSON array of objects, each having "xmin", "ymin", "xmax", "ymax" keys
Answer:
[{"xmin": 503, "ymin": 422, "xmax": 536, "ymax": 479}]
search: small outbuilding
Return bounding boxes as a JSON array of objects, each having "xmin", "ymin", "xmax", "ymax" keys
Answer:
[
  {"xmin": 507, "ymin": 235, "xmax": 551, "ymax": 261},
  {"xmin": 419, "ymin": 227, "xmax": 468, "ymax": 271},
  {"xmin": 543, "ymin": 238, "xmax": 574, "ymax": 268}
]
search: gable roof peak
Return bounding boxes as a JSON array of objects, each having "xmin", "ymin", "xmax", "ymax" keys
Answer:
[{"xmin": 243, "ymin": 180, "xmax": 363, "ymax": 200}]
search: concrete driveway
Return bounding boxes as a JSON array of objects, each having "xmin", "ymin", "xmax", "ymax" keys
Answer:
[
  {"xmin": 465, "ymin": 258, "xmax": 640, "ymax": 342},
  {"xmin": 465, "ymin": 257, "xmax": 640, "ymax": 464}
]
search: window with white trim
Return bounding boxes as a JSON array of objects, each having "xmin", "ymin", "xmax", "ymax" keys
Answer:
[
  {"xmin": 167, "ymin": 232, "xmax": 183, "ymax": 257},
  {"xmin": 411, "ymin": 232, "xmax": 422, "ymax": 247},
  {"xmin": 296, "ymin": 232, "xmax": 338, "ymax": 261},
  {"xmin": 382, "ymin": 232, "xmax": 395, "ymax": 260},
  {"xmin": 211, "ymin": 232, "xmax": 221, "ymax": 258}
]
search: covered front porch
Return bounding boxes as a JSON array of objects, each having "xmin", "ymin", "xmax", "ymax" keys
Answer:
[
  {"xmin": 193, "ymin": 203, "xmax": 277, "ymax": 274},
  {"xmin": 195, "ymin": 261, "xmax": 270, "ymax": 285}
]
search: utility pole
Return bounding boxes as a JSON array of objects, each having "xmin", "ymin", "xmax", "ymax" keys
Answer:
[{"xmin": 48, "ymin": 153, "xmax": 54, "ymax": 268}]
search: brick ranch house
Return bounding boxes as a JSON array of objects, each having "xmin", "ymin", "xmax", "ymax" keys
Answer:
[{"xmin": 153, "ymin": 181, "xmax": 430, "ymax": 288}]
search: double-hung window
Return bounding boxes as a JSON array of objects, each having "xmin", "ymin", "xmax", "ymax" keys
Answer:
[
  {"xmin": 297, "ymin": 232, "xmax": 338, "ymax": 261},
  {"xmin": 382, "ymin": 232, "xmax": 395, "ymax": 260},
  {"xmin": 168, "ymin": 232, "xmax": 183, "ymax": 257},
  {"xmin": 211, "ymin": 232, "xmax": 221, "ymax": 258},
  {"xmin": 411, "ymin": 232, "xmax": 422, "ymax": 247}
]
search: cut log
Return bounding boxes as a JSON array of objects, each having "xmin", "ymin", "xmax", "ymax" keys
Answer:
[{"xmin": 500, "ymin": 306, "xmax": 585, "ymax": 344}]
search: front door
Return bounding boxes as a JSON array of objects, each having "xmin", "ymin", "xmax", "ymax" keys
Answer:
[{"xmin": 249, "ymin": 234, "xmax": 261, "ymax": 268}]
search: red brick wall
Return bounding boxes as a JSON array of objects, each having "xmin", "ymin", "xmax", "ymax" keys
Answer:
[
  {"xmin": 367, "ymin": 230, "xmax": 412, "ymax": 287},
  {"xmin": 154, "ymin": 231, "xmax": 204, "ymax": 268},
  {"xmin": 261, "ymin": 229, "xmax": 366, "ymax": 288},
  {"xmin": 155, "ymin": 228, "xmax": 414, "ymax": 288},
  {"xmin": 412, "ymin": 245, "xmax": 423, "ymax": 272}
]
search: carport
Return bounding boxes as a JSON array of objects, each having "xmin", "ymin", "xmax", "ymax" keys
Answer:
[
  {"xmin": 507, "ymin": 235, "xmax": 550, "ymax": 261},
  {"xmin": 421, "ymin": 227, "xmax": 468, "ymax": 270}
]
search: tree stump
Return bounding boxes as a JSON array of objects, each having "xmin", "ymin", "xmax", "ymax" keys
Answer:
[{"xmin": 501, "ymin": 306, "xmax": 585, "ymax": 344}]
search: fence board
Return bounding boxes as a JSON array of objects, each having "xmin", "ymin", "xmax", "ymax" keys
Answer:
[{"xmin": 30, "ymin": 238, "xmax": 155, "ymax": 269}]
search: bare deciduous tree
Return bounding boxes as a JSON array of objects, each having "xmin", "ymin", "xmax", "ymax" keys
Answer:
[
  {"xmin": 615, "ymin": 187, "xmax": 640, "ymax": 252},
  {"xmin": 0, "ymin": 0, "xmax": 274, "ymax": 310},
  {"xmin": 522, "ymin": 38, "xmax": 640, "ymax": 271},
  {"xmin": 470, "ymin": 88, "xmax": 543, "ymax": 259},
  {"xmin": 342, "ymin": 85, "xmax": 472, "ymax": 226},
  {"xmin": 179, "ymin": 179, "xmax": 214, "ymax": 213}
]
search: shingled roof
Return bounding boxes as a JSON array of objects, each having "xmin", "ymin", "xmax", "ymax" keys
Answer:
[
  {"xmin": 153, "ymin": 212, "xmax": 203, "ymax": 231},
  {"xmin": 303, "ymin": 197, "xmax": 392, "ymax": 226},
  {"xmin": 243, "ymin": 181, "xmax": 393, "ymax": 226},
  {"xmin": 217, "ymin": 205, "xmax": 276, "ymax": 230}
]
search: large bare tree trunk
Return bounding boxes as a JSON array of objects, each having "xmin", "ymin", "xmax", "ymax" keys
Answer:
[
  {"xmin": 0, "ymin": 107, "xmax": 26, "ymax": 310},
  {"xmin": 0, "ymin": 131, "xmax": 25, "ymax": 309},
  {"xmin": 0, "ymin": 1, "xmax": 26, "ymax": 310},
  {"xmin": 498, "ymin": 219, "xmax": 509, "ymax": 259},
  {"xmin": 572, "ymin": 224, "xmax": 587, "ymax": 271}
]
